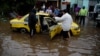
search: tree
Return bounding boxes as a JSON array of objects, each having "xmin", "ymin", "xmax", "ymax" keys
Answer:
[{"xmin": 0, "ymin": 0, "xmax": 37, "ymax": 16}]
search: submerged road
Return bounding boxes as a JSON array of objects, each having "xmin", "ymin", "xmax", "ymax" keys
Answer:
[{"xmin": 0, "ymin": 19, "xmax": 100, "ymax": 56}]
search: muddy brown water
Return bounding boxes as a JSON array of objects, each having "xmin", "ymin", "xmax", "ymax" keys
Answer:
[{"xmin": 0, "ymin": 20, "xmax": 100, "ymax": 56}]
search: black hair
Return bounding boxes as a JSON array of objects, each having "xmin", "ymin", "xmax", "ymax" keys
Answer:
[
  {"xmin": 62, "ymin": 9, "xmax": 67, "ymax": 13},
  {"xmin": 31, "ymin": 8, "xmax": 36, "ymax": 14},
  {"xmin": 82, "ymin": 6, "xmax": 85, "ymax": 9}
]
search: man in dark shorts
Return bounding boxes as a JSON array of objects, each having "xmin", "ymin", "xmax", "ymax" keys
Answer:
[
  {"xmin": 54, "ymin": 9, "xmax": 73, "ymax": 40},
  {"xmin": 28, "ymin": 8, "xmax": 37, "ymax": 37}
]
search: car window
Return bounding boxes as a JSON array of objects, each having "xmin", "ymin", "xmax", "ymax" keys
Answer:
[
  {"xmin": 24, "ymin": 15, "xmax": 38, "ymax": 22},
  {"xmin": 24, "ymin": 17, "xmax": 28, "ymax": 22},
  {"xmin": 36, "ymin": 15, "xmax": 38, "ymax": 19},
  {"xmin": 45, "ymin": 18, "xmax": 57, "ymax": 27}
]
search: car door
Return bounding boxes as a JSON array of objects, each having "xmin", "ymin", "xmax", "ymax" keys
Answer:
[
  {"xmin": 44, "ymin": 17, "xmax": 58, "ymax": 39},
  {"xmin": 49, "ymin": 25, "xmax": 58, "ymax": 39},
  {"xmin": 35, "ymin": 15, "xmax": 41, "ymax": 33}
]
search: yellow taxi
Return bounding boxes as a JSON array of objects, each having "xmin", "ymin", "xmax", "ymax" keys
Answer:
[{"xmin": 10, "ymin": 11, "xmax": 80, "ymax": 39}]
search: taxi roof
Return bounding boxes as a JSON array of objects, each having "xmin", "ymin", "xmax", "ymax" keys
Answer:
[
  {"xmin": 17, "ymin": 11, "xmax": 50, "ymax": 20},
  {"xmin": 24, "ymin": 11, "xmax": 49, "ymax": 17},
  {"xmin": 36, "ymin": 11, "xmax": 49, "ymax": 16}
]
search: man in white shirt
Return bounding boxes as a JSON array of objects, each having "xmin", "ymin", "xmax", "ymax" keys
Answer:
[{"xmin": 54, "ymin": 9, "xmax": 73, "ymax": 40}]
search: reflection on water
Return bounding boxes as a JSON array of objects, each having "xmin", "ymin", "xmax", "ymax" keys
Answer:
[
  {"xmin": 0, "ymin": 32, "xmax": 99, "ymax": 56},
  {"xmin": 0, "ymin": 34, "xmax": 69, "ymax": 56},
  {"xmin": 0, "ymin": 21, "xmax": 100, "ymax": 56}
]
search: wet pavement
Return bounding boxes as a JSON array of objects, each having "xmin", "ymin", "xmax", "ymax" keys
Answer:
[{"xmin": 0, "ymin": 19, "xmax": 100, "ymax": 56}]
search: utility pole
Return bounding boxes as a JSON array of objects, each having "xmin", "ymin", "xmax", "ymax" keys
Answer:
[{"xmin": 57, "ymin": 0, "xmax": 59, "ymax": 7}]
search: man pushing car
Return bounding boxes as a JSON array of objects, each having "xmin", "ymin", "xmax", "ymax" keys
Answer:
[{"xmin": 54, "ymin": 9, "xmax": 73, "ymax": 40}]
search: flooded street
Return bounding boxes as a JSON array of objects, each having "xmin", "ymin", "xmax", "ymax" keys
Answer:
[{"xmin": 0, "ymin": 20, "xmax": 100, "ymax": 56}]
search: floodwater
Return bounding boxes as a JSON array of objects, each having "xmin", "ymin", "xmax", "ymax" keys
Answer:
[{"xmin": 0, "ymin": 19, "xmax": 100, "ymax": 56}]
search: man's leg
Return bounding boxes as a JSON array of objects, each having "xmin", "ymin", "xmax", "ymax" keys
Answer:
[
  {"xmin": 30, "ymin": 25, "xmax": 36, "ymax": 37},
  {"xmin": 31, "ymin": 29, "xmax": 34, "ymax": 36},
  {"xmin": 79, "ymin": 16, "xmax": 82, "ymax": 25},
  {"xmin": 75, "ymin": 15, "xmax": 77, "ymax": 22},
  {"xmin": 29, "ymin": 25, "xmax": 34, "ymax": 37},
  {"xmin": 78, "ymin": 15, "xmax": 80, "ymax": 23},
  {"xmin": 33, "ymin": 26, "xmax": 36, "ymax": 34},
  {"xmin": 29, "ymin": 27, "xmax": 33, "ymax": 37},
  {"xmin": 83, "ymin": 16, "xmax": 85, "ymax": 26},
  {"xmin": 62, "ymin": 31, "xmax": 69, "ymax": 40}
]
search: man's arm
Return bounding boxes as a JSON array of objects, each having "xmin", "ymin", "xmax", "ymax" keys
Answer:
[{"xmin": 54, "ymin": 15, "xmax": 65, "ymax": 21}]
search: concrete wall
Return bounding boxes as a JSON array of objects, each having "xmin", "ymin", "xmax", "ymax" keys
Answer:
[
  {"xmin": 60, "ymin": 0, "xmax": 71, "ymax": 10},
  {"xmin": 70, "ymin": 0, "xmax": 89, "ymax": 10},
  {"xmin": 83, "ymin": 0, "xmax": 89, "ymax": 10},
  {"xmin": 61, "ymin": 0, "xmax": 66, "ymax": 10},
  {"xmin": 70, "ymin": 0, "xmax": 76, "ymax": 7}
]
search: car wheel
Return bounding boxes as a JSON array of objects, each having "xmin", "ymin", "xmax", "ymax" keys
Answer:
[
  {"xmin": 20, "ymin": 28, "xmax": 27, "ymax": 33},
  {"xmin": 10, "ymin": 28, "xmax": 18, "ymax": 32}
]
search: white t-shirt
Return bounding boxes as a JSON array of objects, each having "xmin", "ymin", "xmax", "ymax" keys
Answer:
[
  {"xmin": 55, "ymin": 13, "xmax": 73, "ymax": 31},
  {"xmin": 46, "ymin": 9, "xmax": 52, "ymax": 14}
]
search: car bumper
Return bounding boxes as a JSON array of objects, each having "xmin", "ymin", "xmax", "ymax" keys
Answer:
[{"xmin": 72, "ymin": 29, "xmax": 80, "ymax": 36}]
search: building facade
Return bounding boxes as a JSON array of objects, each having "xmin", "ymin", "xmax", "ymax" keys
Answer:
[
  {"xmin": 70, "ymin": 0, "xmax": 100, "ymax": 11},
  {"xmin": 36, "ymin": 0, "xmax": 61, "ymax": 9},
  {"xmin": 70, "ymin": 0, "xmax": 89, "ymax": 10},
  {"xmin": 36, "ymin": 0, "xmax": 100, "ymax": 11},
  {"xmin": 60, "ymin": 0, "xmax": 70, "ymax": 10}
]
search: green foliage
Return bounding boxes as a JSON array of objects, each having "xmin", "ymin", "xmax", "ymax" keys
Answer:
[
  {"xmin": 26, "ymin": 0, "xmax": 36, "ymax": 5},
  {"xmin": 0, "ymin": 0, "xmax": 36, "ymax": 15}
]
